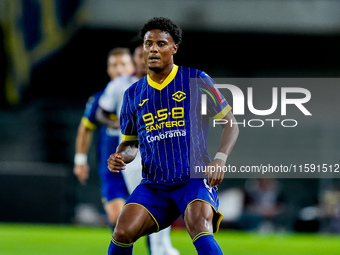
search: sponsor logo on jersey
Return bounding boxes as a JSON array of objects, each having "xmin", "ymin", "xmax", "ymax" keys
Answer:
[{"xmin": 146, "ymin": 129, "xmax": 186, "ymax": 143}]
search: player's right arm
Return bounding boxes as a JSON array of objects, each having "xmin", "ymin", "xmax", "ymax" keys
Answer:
[{"xmin": 107, "ymin": 141, "xmax": 139, "ymax": 173}]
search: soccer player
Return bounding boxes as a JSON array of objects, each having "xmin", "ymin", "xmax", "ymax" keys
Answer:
[
  {"xmin": 107, "ymin": 17, "xmax": 239, "ymax": 255},
  {"xmin": 97, "ymin": 38, "xmax": 180, "ymax": 255},
  {"xmin": 73, "ymin": 47, "xmax": 135, "ymax": 228}
]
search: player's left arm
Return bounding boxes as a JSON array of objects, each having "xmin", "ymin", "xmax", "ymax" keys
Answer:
[
  {"xmin": 96, "ymin": 78, "xmax": 122, "ymax": 129},
  {"xmin": 207, "ymin": 111, "xmax": 239, "ymax": 187}
]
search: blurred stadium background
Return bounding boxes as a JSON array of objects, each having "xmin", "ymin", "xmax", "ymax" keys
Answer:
[{"xmin": 1, "ymin": 0, "xmax": 340, "ymax": 254}]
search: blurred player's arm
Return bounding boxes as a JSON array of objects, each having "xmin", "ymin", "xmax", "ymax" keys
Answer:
[
  {"xmin": 95, "ymin": 106, "xmax": 120, "ymax": 129},
  {"xmin": 107, "ymin": 140, "xmax": 139, "ymax": 173},
  {"xmin": 73, "ymin": 121, "xmax": 94, "ymax": 185},
  {"xmin": 96, "ymin": 79, "xmax": 123, "ymax": 129},
  {"xmin": 207, "ymin": 111, "xmax": 239, "ymax": 187}
]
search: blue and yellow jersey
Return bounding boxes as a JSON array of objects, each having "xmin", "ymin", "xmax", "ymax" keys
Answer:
[
  {"xmin": 120, "ymin": 65, "xmax": 231, "ymax": 185},
  {"xmin": 82, "ymin": 89, "xmax": 120, "ymax": 176},
  {"xmin": 82, "ymin": 90, "xmax": 103, "ymax": 130}
]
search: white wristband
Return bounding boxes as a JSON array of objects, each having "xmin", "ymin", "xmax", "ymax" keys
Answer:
[
  {"xmin": 74, "ymin": 153, "xmax": 88, "ymax": 165},
  {"xmin": 214, "ymin": 152, "xmax": 228, "ymax": 162}
]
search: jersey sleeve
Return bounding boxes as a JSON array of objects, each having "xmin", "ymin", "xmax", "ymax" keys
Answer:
[
  {"xmin": 198, "ymin": 71, "xmax": 231, "ymax": 119},
  {"xmin": 120, "ymin": 90, "xmax": 138, "ymax": 141},
  {"xmin": 81, "ymin": 91, "xmax": 102, "ymax": 130}
]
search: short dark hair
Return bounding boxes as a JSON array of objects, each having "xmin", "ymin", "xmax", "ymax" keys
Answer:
[
  {"xmin": 129, "ymin": 35, "xmax": 144, "ymax": 53},
  {"xmin": 140, "ymin": 17, "xmax": 182, "ymax": 45}
]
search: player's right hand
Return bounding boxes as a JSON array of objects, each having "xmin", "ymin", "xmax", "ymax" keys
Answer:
[{"xmin": 107, "ymin": 153, "xmax": 126, "ymax": 173}]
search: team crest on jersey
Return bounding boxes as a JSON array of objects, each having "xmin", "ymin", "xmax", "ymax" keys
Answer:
[{"xmin": 172, "ymin": 91, "xmax": 186, "ymax": 102}]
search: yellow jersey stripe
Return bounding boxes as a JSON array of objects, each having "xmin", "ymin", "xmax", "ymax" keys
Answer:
[
  {"xmin": 81, "ymin": 117, "xmax": 97, "ymax": 130},
  {"xmin": 109, "ymin": 113, "xmax": 118, "ymax": 121},
  {"xmin": 122, "ymin": 134, "xmax": 139, "ymax": 141},
  {"xmin": 147, "ymin": 64, "xmax": 178, "ymax": 90},
  {"xmin": 213, "ymin": 105, "xmax": 232, "ymax": 120}
]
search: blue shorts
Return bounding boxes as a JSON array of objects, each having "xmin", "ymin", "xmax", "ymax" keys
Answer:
[
  {"xmin": 98, "ymin": 134, "xmax": 129, "ymax": 204},
  {"xmin": 100, "ymin": 171, "xmax": 129, "ymax": 204},
  {"xmin": 125, "ymin": 178, "xmax": 223, "ymax": 233}
]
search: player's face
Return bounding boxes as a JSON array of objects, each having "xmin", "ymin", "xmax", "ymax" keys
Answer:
[
  {"xmin": 133, "ymin": 45, "xmax": 148, "ymax": 77},
  {"xmin": 143, "ymin": 29, "xmax": 178, "ymax": 72},
  {"xmin": 107, "ymin": 54, "xmax": 135, "ymax": 80}
]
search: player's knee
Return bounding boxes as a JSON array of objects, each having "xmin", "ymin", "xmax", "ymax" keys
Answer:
[{"xmin": 113, "ymin": 224, "xmax": 136, "ymax": 243}]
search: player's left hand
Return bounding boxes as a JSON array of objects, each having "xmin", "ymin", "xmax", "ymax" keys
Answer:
[{"xmin": 205, "ymin": 159, "xmax": 225, "ymax": 187}]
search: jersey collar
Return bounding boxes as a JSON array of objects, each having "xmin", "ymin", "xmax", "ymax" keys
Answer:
[{"xmin": 147, "ymin": 64, "xmax": 178, "ymax": 90}]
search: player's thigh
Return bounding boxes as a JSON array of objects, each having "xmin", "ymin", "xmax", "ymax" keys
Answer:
[
  {"xmin": 114, "ymin": 203, "xmax": 157, "ymax": 242},
  {"xmin": 184, "ymin": 200, "xmax": 214, "ymax": 238},
  {"xmin": 125, "ymin": 183, "xmax": 180, "ymax": 232},
  {"xmin": 172, "ymin": 179, "xmax": 222, "ymax": 237}
]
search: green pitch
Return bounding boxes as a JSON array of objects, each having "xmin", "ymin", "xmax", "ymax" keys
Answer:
[{"xmin": 1, "ymin": 223, "xmax": 340, "ymax": 255}]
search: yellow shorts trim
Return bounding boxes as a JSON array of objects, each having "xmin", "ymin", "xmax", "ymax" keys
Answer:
[
  {"xmin": 184, "ymin": 199, "xmax": 224, "ymax": 233},
  {"xmin": 125, "ymin": 202, "xmax": 160, "ymax": 232}
]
